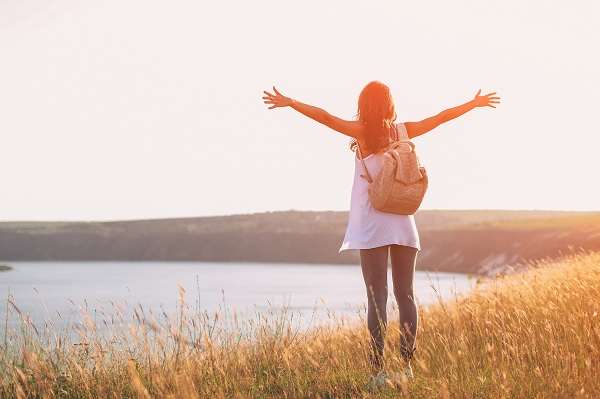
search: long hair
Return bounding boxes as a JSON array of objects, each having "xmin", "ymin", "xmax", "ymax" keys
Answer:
[{"xmin": 350, "ymin": 81, "xmax": 397, "ymax": 154}]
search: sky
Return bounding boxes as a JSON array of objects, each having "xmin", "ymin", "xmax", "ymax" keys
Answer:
[{"xmin": 1, "ymin": 0, "xmax": 599, "ymax": 221}]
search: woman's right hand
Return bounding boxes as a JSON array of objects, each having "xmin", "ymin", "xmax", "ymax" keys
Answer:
[
  {"xmin": 262, "ymin": 86, "xmax": 295, "ymax": 109},
  {"xmin": 473, "ymin": 89, "xmax": 501, "ymax": 108}
]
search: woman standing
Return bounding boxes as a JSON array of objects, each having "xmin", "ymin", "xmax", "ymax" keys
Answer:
[{"xmin": 262, "ymin": 81, "xmax": 500, "ymax": 386}]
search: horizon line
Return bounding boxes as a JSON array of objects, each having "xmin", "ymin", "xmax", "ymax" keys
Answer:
[{"xmin": 1, "ymin": 208, "xmax": 599, "ymax": 224}]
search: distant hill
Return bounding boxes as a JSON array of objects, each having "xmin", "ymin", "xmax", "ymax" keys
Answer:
[{"xmin": 1, "ymin": 210, "xmax": 599, "ymax": 275}]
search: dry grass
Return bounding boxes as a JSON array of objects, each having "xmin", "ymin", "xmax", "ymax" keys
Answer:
[{"xmin": 1, "ymin": 250, "xmax": 600, "ymax": 398}]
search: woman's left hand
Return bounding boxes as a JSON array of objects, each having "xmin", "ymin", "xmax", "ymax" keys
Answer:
[
  {"xmin": 262, "ymin": 86, "xmax": 294, "ymax": 109},
  {"xmin": 473, "ymin": 89, "xmax": 501, "ymax": 108}
]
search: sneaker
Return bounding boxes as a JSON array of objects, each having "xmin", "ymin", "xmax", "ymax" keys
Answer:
[
  {"xmin": 403, "ymin": 364, "xmax": 414, "ymax": 379},
  {"xmin": 388, "ymin": 365, "xmax": 414, "ymax": 386},
  {"xmin": 366, "ymin": 370, "xmax": 390, "ymax": 391}
]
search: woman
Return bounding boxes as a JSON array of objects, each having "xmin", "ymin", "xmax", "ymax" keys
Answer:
[{"xmin": 261, "ymin": 81, "xmax": 500, "ymax": 385}]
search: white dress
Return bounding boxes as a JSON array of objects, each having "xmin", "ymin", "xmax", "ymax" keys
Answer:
[{"xmin": 338, "ymin": 122, "xmax": 421, "ymax": 253}]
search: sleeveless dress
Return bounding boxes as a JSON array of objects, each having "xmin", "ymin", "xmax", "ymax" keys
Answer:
[{"xmin": 338, "ymin": 122, "xmax": 421, "ymax": 253}]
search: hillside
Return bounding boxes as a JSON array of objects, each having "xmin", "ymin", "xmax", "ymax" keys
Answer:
[{"xmin": 1, "ymin": 210, "xmax": 599, "ymax": 275}]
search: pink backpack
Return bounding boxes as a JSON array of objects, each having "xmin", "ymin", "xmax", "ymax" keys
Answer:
[{"xmin": 354, "ymin": 123, "xmax": 428, "ymax": 215}]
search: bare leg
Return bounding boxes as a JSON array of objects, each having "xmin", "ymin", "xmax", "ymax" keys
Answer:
[
  {"xmin": 390, "ymin": 244, "xmax": 419, "ymax": 364},
  {"xmin": 359, "ymin": 245, "xmax": 389, "ymax": 371}
]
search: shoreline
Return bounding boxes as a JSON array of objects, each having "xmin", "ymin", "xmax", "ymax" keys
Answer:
[
  {"xmin": 0, "ymin": 264, "xmax": 13, "ymax": 272},
  {"xmin": 0, "ymin": 257, "xmax": 545, "ymax": 278}
]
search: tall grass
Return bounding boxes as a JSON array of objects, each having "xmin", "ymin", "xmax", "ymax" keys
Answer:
[{"xmin": 1, "ymin": 250, "xmax": 600, "ymax": 398}]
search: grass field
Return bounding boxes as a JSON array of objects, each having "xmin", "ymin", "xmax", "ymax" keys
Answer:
[{"xmin": 1, "ymin": 250, "xmax": 599, "ymax": 398}]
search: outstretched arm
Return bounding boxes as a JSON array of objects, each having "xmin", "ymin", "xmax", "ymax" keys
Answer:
[
  {"xmin": 405, "ymin": 89, "xmax": 500, "ymax": 139},
  {"xmin": 262, "ymin": 86, "xmax": 363, "ymax": 138}
]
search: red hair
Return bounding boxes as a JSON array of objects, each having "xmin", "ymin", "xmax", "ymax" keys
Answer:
[{"xmin": 350, "ymin": 80, "xmax": 397, "ymax": 153}]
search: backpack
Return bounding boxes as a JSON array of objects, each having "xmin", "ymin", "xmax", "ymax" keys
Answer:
[{"xmin": 354, "ymin": 123, "xmax": 428, "ymax": 215}]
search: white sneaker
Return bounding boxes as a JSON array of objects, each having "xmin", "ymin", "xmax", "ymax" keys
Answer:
[
  {"xmin": 367, "ymin": 370, "xmax": 389, "ymax": 391},
  {"xmin": 403, "ymin": 364, "xmax": 414, "ymax": 379},
  {"xmin": 388, "ymin": 365, "xmax": 414, "ymax": 386}
]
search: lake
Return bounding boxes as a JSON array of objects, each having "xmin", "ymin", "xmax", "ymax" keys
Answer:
[{"xmin": 1, "ymin": 262, "xmax": 474, "ymax": 341}]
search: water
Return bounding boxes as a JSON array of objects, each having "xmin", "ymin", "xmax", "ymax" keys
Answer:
[{"xmin": 0, "ymin": 262, "xmax": 474, "ymax": 341}]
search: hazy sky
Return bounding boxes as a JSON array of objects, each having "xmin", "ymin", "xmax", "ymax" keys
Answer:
[{"xmin": 1, "ymin": 1, "xmax": 598, "ymax": 221}]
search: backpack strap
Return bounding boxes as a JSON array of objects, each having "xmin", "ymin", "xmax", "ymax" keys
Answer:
[
  {"xmin": 392, "ymin": 122, "xmax": 398, "ymax": 141},
  {"xmin": 396, "ymin": 122, "xmax": 423, "ymax": 167},
  {"xmin": 355, "ymin": 141, "xmax": 373, "ymax": 183},
  {"xmin": 396, "ymin": 122, "xmax": 409, "ymax": 141}
]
